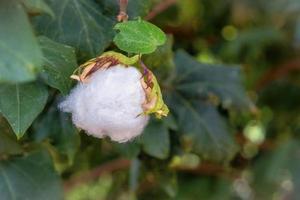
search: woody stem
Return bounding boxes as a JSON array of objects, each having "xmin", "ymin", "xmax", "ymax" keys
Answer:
[{"xmin": 117, "ymin": 0, "xmax": 129, "ymax": 22}]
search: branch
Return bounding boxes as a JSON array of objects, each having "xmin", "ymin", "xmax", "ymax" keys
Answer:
[
  {"xmin": 255, "ymin": 58, "xmax": 300, "ymax": 91},
  {"xmin": 145, "ymin": 0, "xmax": 177, "ymax": 21},
  {"xmin": 64, "ymin": 158, "xmax": 131, "ymax": 191},
  {"xmin": 63, "ymin": 135, "xmax": 276, "ymax": 192},
  {"xmin": 117, "ymin": 0, "xmax": 129, "ymax": 22},
  {"xmin": 173, "ymin": 163, "xmax": 235, "ymax": 176}
]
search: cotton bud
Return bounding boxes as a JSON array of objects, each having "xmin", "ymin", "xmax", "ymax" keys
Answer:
[{"xmin": 59, "ymin": 51, "xmax": 168, "ymax": 143}]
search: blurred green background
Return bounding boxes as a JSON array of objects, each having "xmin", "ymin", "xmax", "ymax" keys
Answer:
[{"xmin": 1, "ymin": 0, "xmax": 300, "ymax": 199}]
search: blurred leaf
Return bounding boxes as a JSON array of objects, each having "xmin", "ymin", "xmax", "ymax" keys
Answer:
[
  {"xmin": 169, "ymin": 153, "xmax": 200, "ymax": 169},
  {"xmin": 144, "ymin": 35, "xmax": 175, "ymax": 80},
  {"xmin": 166, "ymin": 50, "xmax": 247, "ymax": 161},
  {"xmin": 0, "ymin": 82, "xmax": 48, "ymax": 138},
  {"xmin": 140, "ymin": 120, "xmax": 170, "ymax": 159},
  {"xmin": 295, "ymin": 19, "xmax": 300, "ymax": 46},
  {"xmin": 167, "ymin": 92, "xmax": 237, "ymax": 162},
  {"xmin": 114, "ymin": 20, "xmax": 166, "ymax": 54},
  {"xmin": 222, "ymin": 27, "xmax": 284, "ymax": 62},
  {"xmin": 97, "ymin": 0, "xmax": 152, "ymax": 19},
  {"xmin": 163, "ymin": 114, "xmax": 178, "ymax": 131},
  {"xmin": 0, "ymin": 150, "xmax": 63, "ymax": 200},
  {"xmin": 174, "ymin": 50, "xmax": 252, "ymax": 109},
  {"xmin": 176, "ymin": 0, "xmax": 202, "ymax": 28},
  {"xmin": 174, "ymin": 177, "xmax": 232, "ymax": 200},
  {"xmin": 127, "ymin": 0, "xmax": 152, "ymax": 19},
  {"xmin": 21, "ymin": 0, "xmax": 54, "ymax": 17},
  {"xmin": 253, "ymin": 139, "xmax": 300, "ymax": 199},
  {"xmin": 66, "ymin": 174, "xmax": 113, "ymax": 200},
  {"xmin": 0, "ymin": 117, "xmax": 23, "ymax": 156},
  {"xmin": 34, "ymin": 0, "xmax": 114, "ymax": 59},
  {"xmin": 159, "ymin": 171, "xmax": 178, "ymax": 198},
  {"xmin": 33, "ymin": 100, "xmax": 80, "ymax": 166},
  {"xmin": 0, "ymin": 0, "xmax": 43, "ymax": 83},
  {"xmin": 39, "ymin": 36, "xmax": 77, "ymax": 95}
]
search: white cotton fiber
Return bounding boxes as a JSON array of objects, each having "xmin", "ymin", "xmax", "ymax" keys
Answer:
[{"xmin": 59, "ymin": 64, "xmax": 149, "ymax": 143}]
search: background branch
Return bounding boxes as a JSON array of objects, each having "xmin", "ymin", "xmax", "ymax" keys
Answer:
[
  {"xmin": 63, "ymin": 135, "xmax": 275, "ymax": 192},
  {"xmin": 64, "ymin": 158, "xmax": 131, "ymax": 191},
  {"xmin": 255, "ymin": 58, "xmax": 300, "ymax": 91}
]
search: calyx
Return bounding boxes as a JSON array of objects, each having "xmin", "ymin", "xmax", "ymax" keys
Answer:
[
  {"xmin": 71, "ymin": 51, "xmax": 139, "ymax": 82},
  {"xmin": 70, "ymin": 51, "xmax": 169, "ymax": 118}
]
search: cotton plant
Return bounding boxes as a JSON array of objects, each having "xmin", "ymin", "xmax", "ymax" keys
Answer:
[{"xmin": 59, "ymin": 20, "xmax": 169, "ymax": 143}]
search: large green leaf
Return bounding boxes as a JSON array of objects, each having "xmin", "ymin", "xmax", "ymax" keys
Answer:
[
  {"xmin": 0, "ymin": 82, "xmax": 48, "ymax": 138},
  {"xmin": 34, "ymin": 0, "xmax": 114, "ymax": 59},
  {"xmin": 39, "ymin": 36, "xmax": 77, "ymax": 95},
  {"xmin": 165, "ymin": 50, "xmax": 249, "ymax": 161},
  {"xmin": 114, "ymin": 20, "xmax": 166, "ymax": 54},
  {"xmin": 33, "ymin": 100, "xmax": 80, "ymax": 165},
  {"xmin": 0, "ymin": 150, "xmax": 63, "ymax": 200},
  {"xmin": 140, "ymin": 120, "xmax": 170, "ymax": 159},
  {"xmin": 0, "ymin": 0, "xmax": 43, "ymax": 83},
  {"xmin": 174, "ymin": 50, "xmax": 252, "ymax": 109},
  {"xmin": 167, "ymin": 92, "xmax": 238, "ymax": 162}
]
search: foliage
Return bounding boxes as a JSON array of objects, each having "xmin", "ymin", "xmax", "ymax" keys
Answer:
[
  {"xmin": 114, "ymin": 19, "xmax": 166, "ymax": 54},
  {"xmin": 0, "ymin": 0, "xmax": 300, "ymax": 199}
]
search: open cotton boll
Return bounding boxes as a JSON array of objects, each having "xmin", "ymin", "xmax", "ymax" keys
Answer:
[{"xmin": 59, "ymin": 64, "xmax": 149, "ymax": 143}]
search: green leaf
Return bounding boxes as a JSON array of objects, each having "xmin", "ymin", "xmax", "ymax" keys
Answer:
[
  {"xmin": 0, "ymin": 0, "xmax": 43, "ymax": 83},
  {"xmin": 140, "ymin": 120, "xmax": 170, "ymax": 159},
  {"xmin": 0, "ymin": 150, "xmax": 63, "ymax": 200},
  {"xmin": 0, "ymin": 82, "xmax": 48, "ymax": 138},
  {"xmin": 34, "ymin": 0, "xmax": 114, "ymax": 59},
  {"xmin": 21, "ymin": 0, "xmax": 54, "ymax": 17},
  {"xmin": 167, "ymin": 92, "xmax": 237, "ymax": 162},
  {"xmin": 39, "ymin": 36, "xmax": 77, "ymax": 95},
  {"xmin": 114, "ymin": 20, "xmax": 166, "ymax": 54},
  {"xmin": 33, "ymin": 100, "xmax": 80, "ymax": 166},
  {"xmin": 174, "ymin": 50, "xmax": 252, "ymax": 109},
  {"xmin": 0, "ymin": 117, "xmax": 23, "ymax": 156}
]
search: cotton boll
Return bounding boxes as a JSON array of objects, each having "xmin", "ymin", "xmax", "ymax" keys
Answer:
[{"xmin": 59, "ymin": 64, "xmax": 149, "ymax": 142}]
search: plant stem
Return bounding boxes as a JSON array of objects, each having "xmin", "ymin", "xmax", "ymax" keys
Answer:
[{"xmin": 117, "ymin": 0, "xmax": 129, "ymax": 22}]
